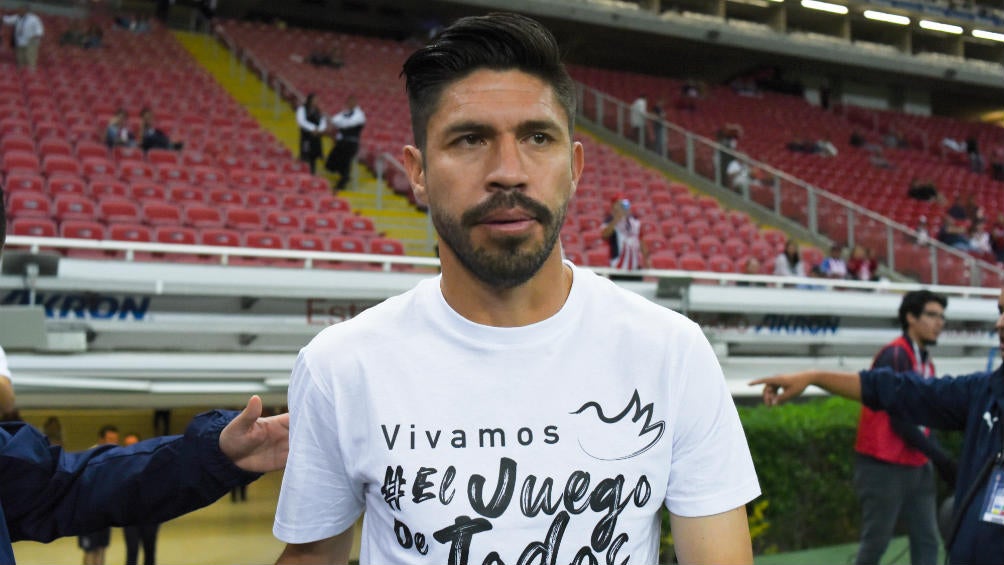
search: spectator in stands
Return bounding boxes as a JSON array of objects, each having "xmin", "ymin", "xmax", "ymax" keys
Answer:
[
  {"xmin": 990, "ymin": 145, "xmax": 1004, "ymax": 181},
  {"xmin": 938, "ymin": 213, "xmax": 971, "ymax": 251},
  {"xmin": 966, "ymin": 135, "xmax": 983, "ymax": 172},
  {"xmin": 774, "ymin": 239, "xmax": 807, "ymax": 278},
  {"xmin": 79, "ymin": 425, "xmax": 121, "ymax": 565},
  {"xmin": 753, "ymin": 290, "xmax": 958, "ymax": 565},
  {"xmin": 323, "ymin": 94, "xmax": 366, "ymax": 191},
  {"xmin": 818, "ymin": 244, "xmax": 847, "ymax": 279},
  {"xmin": 273, "ymin": 13, "xmax": 759, "ymax": 563},
  {"xmin": 816, "ymin": 137, "xmax": 838, "ymax": 157},
  {"xmin": 916, "ymin": 215, "xmax": 930, "ymax": 246},
  {"xmin": 968, "ymin": 218, "xmax": 993, "ymax": 257},
  {"xmin": 601, "ymin": 195, "xmax": 646, "ymax": 271},
  {"xmin": 907, "ymin": 177, "xmax": 940, "ymax": 202},
  {"xmin": 296, "ymin": 93, "xmax": 325, "ymax": 174},
  {"xmin": 991, "ymin": 212, "xmax": 1004, "ymax": 262},
  {"xmin": 105, "ymin": 109, "xmax": 136, "ymax": 149},
  {"xmin": 850, "ymin": 129, "xmax": 866, "ymax": 148},
  {"xmin": 307, "ymin": 44, "xmax": 344, "ymax": 69},
  {"xmin": 737, "ymin": 256, "xmax": 765, "ymax": 287},
  {"xmin": 883, "ymin": 128, "xmax": 908, "ymax": 149},
  {"xmin": 962, "ymin": 193, "xmax": 985, "ymax": 224},
  {"xmin": 113, "ymin": 14, "xmax": 151, "ymax": 33},
  {"xmin": 140, "ymin": 108, "xmax": 183, "ymax": 152},
  {"xmin": 629, "ymin": 93, "xmax": 647, "ymax": 142},
  {"xmin": 59, "ymin": 23, "xmax": 103, "ymax": 49},
  {"xmin": 847, "ymin": 244, "xmax": 879, "ymax": 281},
  {"xmin": 785, "ymin": 137, "xmax": 816, "ymax": 154},
  {"xmin": 716, "ymin": 123, "xmax": 743, "ymax": 182},
  {"xmin": 2, "ymin": 6, "xmax": 43, "ymax": 72},
  {"xmin": 942, "ymin": 136, "xmax": 966, "ymax": 154},
  {"xmin": 121, "ymin": 433, "xmax": 161, "ymax": 565}
]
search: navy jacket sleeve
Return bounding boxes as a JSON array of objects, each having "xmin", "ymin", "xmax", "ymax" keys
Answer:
[
  {"xmin": 0, "ymin": 409, "xmax": 261, "ymax": 543},
  {"xmin": 871, "ymin": 345, "xmax": 956, "ymax": 474},
  {"xmin": 860, "ymin": 367, "xmax": 985, "ymax": 431}
]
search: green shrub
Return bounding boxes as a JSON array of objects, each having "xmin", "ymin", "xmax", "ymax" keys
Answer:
[{"xmin": 738, "ymin": 397, "xmax": 861, "ymax": 553}]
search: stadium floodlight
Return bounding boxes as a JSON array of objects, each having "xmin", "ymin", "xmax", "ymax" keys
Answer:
[
  {"xmin": 919, "ymin": 20, "xmax": 963, "ymax": 34},
  {"xmin": 973, "ymin": 29, "xmax": 1004, "ymax": 42},
  {"xmin": 801, "ymin": 0, "xmax": 849, "ymax": 15},
  {"xmin": 863, "ymin": 10, "xmax": 910, "ymax": 25}
]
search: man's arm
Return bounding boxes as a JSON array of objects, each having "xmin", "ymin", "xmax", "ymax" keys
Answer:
[
  {"xmin": 275, "ymin": 529, "xmax": 353, "ymax": 565},
  {"xmin": 0, "ymin": 376, "xmax": 14, "ymax": 418},
  {"xmin": 1, "ymin": 396, "xmax": 287, "ymax": 542},
  {"xmin": 750, "ymin": 369, "xmax": 862, "ymax": 405},
  {"xmin": 670, "ymin": 506, "xmax": 753, "ymax": 565}
]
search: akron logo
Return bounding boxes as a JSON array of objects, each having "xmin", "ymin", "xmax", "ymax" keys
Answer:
[{"xmin": 570, "ymin": 390, "xmax": 665, "ymax": 461}]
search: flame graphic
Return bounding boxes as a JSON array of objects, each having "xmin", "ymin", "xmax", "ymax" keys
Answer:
[{"xmin": 571, "ymin": 390, "xmax": 665, "ymax": 461}]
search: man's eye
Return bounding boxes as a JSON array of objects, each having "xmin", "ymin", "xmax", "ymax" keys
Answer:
[
  {"xmin": 529, "ymin": 133, "xmax": 551, "ymax": 144},
  {"xmin": 459, "ymin": 134, "xmax": 483, "ymax": 146}
]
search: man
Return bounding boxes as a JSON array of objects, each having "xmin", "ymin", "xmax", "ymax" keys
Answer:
[
  {"xmin": 0, "ymin": 187, "xmax": 290, "ymax": 564},
  {"xmin": 79, "ymin": 426, "xmax": 122, "ymax": 565},
  {"xmin": 296, "ymin": 93, "xmax": 325, "ymax": 174},
  {"xmin": 818, "ymin": 245, "xmax": 847, "ymax": 279},
  {"xmin": 122, "ymin": 433, "xmax": 161, "ymax": 565},
  {"xmin": 600, "ymin": 195, "xmax": 646, "ymax": 270},
  {"xmin": 851, "ymin": 291, "xmax": 955, "ymax": 565},
  {"xmin": 629, "ymin": 93, "xmax": 646, "ymax": 143},
  {"xmin": 2, "ymin": 6, "xmax": 43, "ymax": 72},
  {"xmin": 750, "ymin": 289, "xmax": 1004, "ymax": 565},
  {"xmin": 274, "ymin": 13, "xmax": 759, "ymax": 564},
  {"xmin": 324, "ymin": 95, "xmax": 366, "ymax": 190}
]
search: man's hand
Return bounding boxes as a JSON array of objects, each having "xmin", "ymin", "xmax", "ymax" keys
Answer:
[
  {"xmin": 748, "ymin": 372, "xmax": 813, "ymax": 406},
  {"xmin": 219, "ymin": 395, "xmax": 290, "ymax": 473}
]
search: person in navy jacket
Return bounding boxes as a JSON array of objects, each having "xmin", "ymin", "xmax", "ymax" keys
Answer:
[
  {"xmin": 0, "ymin": 188, "xmax": 290, "ymax": 564},
  {"xmin": 752, "ymin": 289, "xmax": 1004, "ymax": 565}
]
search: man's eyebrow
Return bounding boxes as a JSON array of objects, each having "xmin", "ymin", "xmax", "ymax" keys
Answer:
[
  {"xmin": 441, "ymin": 121, "xmax": 495, "ymax": 138},
  {"xmin": 516, "ymin": 119, "xmax": 564, "ymax": 135}
]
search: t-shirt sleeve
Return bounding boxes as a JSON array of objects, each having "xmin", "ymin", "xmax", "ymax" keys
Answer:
[
  {"xmin": 664, "ymin": 326, "xmax": 761, "ymax": 517},
  {"xmin": 0, "ymin": 346, "xmax": 10, "ymax": 380},
  {"xmin": 273, "ymin": 350, "xmax": 363, "ymax": 543}
]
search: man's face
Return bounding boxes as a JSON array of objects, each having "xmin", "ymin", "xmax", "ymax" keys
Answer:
[
  {"xmin": 404, "ymin": 69, "xmax": 583, "ymax": 289},
  {"xmin": 101, "ymin": 430, "xmax": 119, "ymax": 445},
  {"xmin": 996, "ymin": 289, "xmax": 1004, "ymax": 359},
  {"xmin": 908, "ymin": 300, "xmax": 945, "ymax": 346}
]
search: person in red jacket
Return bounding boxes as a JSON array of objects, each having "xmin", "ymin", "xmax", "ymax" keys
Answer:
[{"xmin": 854, "ymin": 290, "xmax": 955, "ymax": 565}]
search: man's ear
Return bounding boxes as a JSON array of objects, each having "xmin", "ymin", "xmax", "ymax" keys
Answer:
[{"xmin": 403, "ymin": 145, "xmax": 427, "ymax": 207}]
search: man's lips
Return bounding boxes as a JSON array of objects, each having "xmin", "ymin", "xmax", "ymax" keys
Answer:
[{"xmin": 477, "ymin": 209, "xmax": 536, "ymax": 224}]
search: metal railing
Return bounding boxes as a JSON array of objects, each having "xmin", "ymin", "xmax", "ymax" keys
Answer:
[{"xmin": 575, "ymin": 82, "xmax": 1004, "ymax": 287}]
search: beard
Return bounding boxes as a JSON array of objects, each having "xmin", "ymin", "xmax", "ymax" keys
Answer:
[{"xmin": 431, "ymin": 190, "xmax": 568, "ymax": 290}]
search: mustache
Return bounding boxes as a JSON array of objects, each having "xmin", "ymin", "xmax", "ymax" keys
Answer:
[{"xmin": 461, "ymin": 191, "xmax": 554, "ymax": 227}]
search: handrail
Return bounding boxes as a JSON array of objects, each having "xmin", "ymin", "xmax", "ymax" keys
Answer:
[{"xmin": 574, "ymin": 81, "xmax": 1004, "ymax": 286}]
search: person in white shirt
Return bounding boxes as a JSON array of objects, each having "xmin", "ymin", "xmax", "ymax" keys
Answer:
[
  {"xmin": 274, "ymin": 13, "xmax": 759, "ymax": 565},
  {"xmin": 323, "ymin": 95, "xmax": 366, "ymax": 190},
  {"xmin": 3, "ymin": 6, "xmax": 43, "ymax": 71},
  {"xmin": 629, "ymin": 94, "xmax": 646, "ymax": 143},
  {"xmin": 296, "ymin": 93, "xmax": 326, "ymax": 174}
]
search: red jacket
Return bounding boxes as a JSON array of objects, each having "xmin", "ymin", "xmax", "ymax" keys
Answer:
[{"xmin": 854, "ymin": 335, "xmax": 932, "ymax": 466}]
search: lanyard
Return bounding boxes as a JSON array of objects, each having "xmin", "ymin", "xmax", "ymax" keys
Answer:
[{"xmin": 911, "ymin": 342, "xmax": 931, "ymax": 378}]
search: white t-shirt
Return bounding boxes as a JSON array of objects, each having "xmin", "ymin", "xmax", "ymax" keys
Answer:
[
  {"xmin": 629, "ymin": 97, "xmax": 646, "ymax": 129},
  {"xmin": 274, "ymin": 263, "xmax": 760, "ymax": 563}
]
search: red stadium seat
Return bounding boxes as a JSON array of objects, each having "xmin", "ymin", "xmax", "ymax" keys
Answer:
[
  {"xmin": 89, "ymin": 179, "xmax": 129, "ymax": 199},
  {"xmin": 649, "ymin": 250, "xmax": 678, "ymax": 269},
  {"xmin": 678, "ymin": 253, "xmax": 707, "ymax": 272},
  {"xmin": 263, "ymin": 172, "xmax": 297, "ymax": 192},
  {"xmin": 10, "ymin": 217, "xmax": 57, "ymax": 237},
  {"xmin": 667, "ymin": 234, "xmax": 696, "ymax": 255},
  {"xmin": 317, "ymin": 195, "xmax": 352, "ymax": 214},
  {"xmin": 6, "ymin": 192, "xmax": 51, "ymax": 219},
  {"xmin": 130, "ymin": 182, "xmax": 167, "ymax": 204},
  {"xmin": 697, "ymin": 235, "xmax": 723, "ymax": 257},
  {"xmin": 168, "ymin": 184, "xmax": 206, "ymax": 206},
  {"xmin": 156, "ymin": 164, "xmax": 192, "ymax": 184},
  {"xmin": 38, "ymin": 138, "xmax": 74, "ymax": 158},
  {"xmin": 303, "ymin": 213, "xmax": 342, "ymax": 235},
  {"xmin": 208, "ymin": 188, "xmax": 244, "ymax": 207},
  {"xmin": 2, "ymin": 151, "xmax": 39, "ymax": 173},
  {"xmin": 4, "ymin": 172, "xmax": 45, "ymax": 195},
  {"xmin": 53, "ymin": 194, "xmax": 97, "ymax": 222},
  {"xmin": 224, "ymin": 208, "xmax": 263, "ymax": 230},
  {"xmin": 147, "ymin": 149, "xmax": 180, "ymax": 166},
  {"xmin": 119, "ymin": 161, "xmax": 156, "ymax": 182},
  {"xmin": 155, "ymin": 226, "xmax": 198, "ymax": 246},
  {"xmin": 342, "ymin": 215, "xmax": 376, "ymax": 236},
  {"xmin": 244, "ymin": 190, "xmax": 279, "ymax": 208},
  {"xmin": 369, "ymin": 237, "xmax": 404, "ymax": 255},
  {"xmin": 142, "ymin": 202, "xmax": 182, "ymax": 227},
  {"xmin": 229, "ymin": 169, "xmax": 265, "ymax": 191},
  {"xmin": 184, "ymin": 204, "xmax": 224, "ymax": 229},
  {"xmin": 200, "ymin": 228, "xmax": 242, "ymax": 247},
  {"xmin": 585, "ymin": 248, "xmax": 610, "ymax": 267},
  {"xmin": 99, "ymin": 198, "xmax": 141, "ymax": 224},
  {"xmin": 265, "ymin": 211, "xmax": 302, "ymax": 233},
  {"xmin": 329, "ymin": 235, "xmax": 367, "ymax": 254},
  {"xmin": 60, "ymin": 220, "xmax": 106, "ymax": 240},
  {"xmin": 707, "ymin": 254, "xmax": 737, "ymax": 273},
  {"xmin": 46, "ymin": 175, "xmax": 88, "ymax": 198},
  {"xmin": 75, "ymin": 141, "xmax": 109, "ymax": 161},
  {"xmin": 0, "ymin": 135, "xmax": 33, "ymax": 154},
  {"xmin": 81, "ymin": 157, "xmax": 116, "ymax": 179},
  {"xmin": 108, "ymin": 223, "xmax": 153, "ymax": 242},
  {"xmin": 42, "ymin": 155, "xmax": 83, "ymax": 177},
  {"xmin": 288, "ymin": 233, "xmax": 326, "ymax": 252},
  {"xmin": 281, "ymin": 193, "xmax": 314, "ymax": 212}
]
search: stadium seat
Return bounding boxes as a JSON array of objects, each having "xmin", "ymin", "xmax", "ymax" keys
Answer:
[
  {"xmin": 130, "ymin": 182, "xmax": 167, "ymax": 204},
  {"xmin": 156, "ymin": 164, "xmax": 191, "ymax": 184},
  {"xmin": 108, "ymin": 223, "xmax": 153, "ymax": 242},
  {"xmin": 200, "ymin": 228, "xmax": 242, "ymax": 247},
  {"xmin": 642, "ymin": 234, "xmax": 668, "ymax": 254},
  {"xmin": 89, "ymin": 179, "xmax": 130, "ymax": 199},
  {"xmin": 10, "ymin": 217, "xmax": 57, "ymax": 237},
  {"xmin": 99, "ymin": 198, "xmax": 141, "ymax": 224},
  {"xmin": 53, "ymin": 194, "xmax": 97, "ymax": 222},
  {"xmin": 59, "ymin": 220, "xmax": 106, "ymax": 240},
  {"xmin": 317, "ymin": 195, "xmax": 352, "ymax": 214},
  {"xmin": 142, "ymin": 202, "xmax": 183, "ymax": 227},
  {"xmin": 667, "ymin": 234, "xmax": 697, "ymax": 255},
  {"xmin": 678, "ymin": 253, "xmax": 708, "ymax": 272},
  {"xmin": 369, "ymin": 237, "xmax": 404, "ymax": 255},
  {"xmin": 183, "ymin": 204, "xmax": 224, "ymax": 229},
  {"xmin": 707, "ymin": 254, "xmax": 737, "ymax": 273},
  {"xmin": 76, "ymin": 141, "xmax": 109, "ymax": 161},
  {"xmin": 265, "ymin": 211, "xmax": 302, "ymax": 233},
  {"xmin": 191, "ymin": 166, "xmax": 228, "ymax": 186},
  {"xmin": 288, "ymin": 233, "xmax": 326, "ymax": 252},
  {"xmin": 697, "ymin": 235, "xmax": 723, "ymax": 257},
  {"xmin": 329, "ymin": 235, "xmax": 367, "ymax": 254},
  {"xmin": 0, "ymin": 134, "xmax": 33, "ymax": 154},
  {"xmin": 4, "ymin": 172, "xmax": 45, "ymax": 194},
  {"xmin": 224, "ymin": 208, "xmax": 263, "ymax": 230},
  {"xmin": 342, "ymin": 215, "xmax": 376, "ymax": 236},
  {"xmin": 208, "ymin": 188, "xmax": 245, "ymax": 207},
  {"xmin": 147, "ymin": 149, "xmax": 180, "ymax": 166},
  {"xmin": 281, "ymin": 193, "xmax": 314, "ymax": 212},
  {"xmin": 6, "ymin": 192, "xmax": 51, "ymax": 219},
  {"xmin": 46, "ymin": 175, "xmax": 89, "ymax": 198},
  {"xmin": 2, "ymin": 151, "xmax": 39, "ymax": 173},
  {"xmin": 168, "ymin": 184, "xmax": 206, "ymax": 206},
  {"xmin": 649, "ymin": 250, "xmax": 678, "ymax": 269},
  {"xmin": 229, "ymin": 169, "xmax": 265, "ymax": 191},
  {"xmin": 244, "ymin": 191, "xmax": 279, "ymax": 209},
  {"xmin": 303, "ymin": 212, "xmax": 342, "ymax": 235},
  {"xmin": 584, "ymin": 248, "xmax": 610, "ymax": 267},
  {"xmin": 155, "ymin": 226, "xmax": 198, "ymax": 246},
  {"xmin": 119, "ymin": 161, "xmax": 156, "ymax": 182},
  {"xmin": 81, "ymin": 157, "xmax": 117, "ymax": 179},
  {"xmin": 42, "ymin": 155, "xmax": 83, "ymax": 177}
]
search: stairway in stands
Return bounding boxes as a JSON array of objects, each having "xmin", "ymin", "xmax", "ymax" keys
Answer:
[{"xmin": 174, "ymin": 31, "xmax": 435, "ymax": 257}]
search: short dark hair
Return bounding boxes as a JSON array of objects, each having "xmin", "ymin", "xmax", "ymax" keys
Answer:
[
  {"xmin": 898, "ymin": 290, "xmax": 947, "ymax": 333},
  {"xmin": 401, "ymin": 12, "xmax": 576, "ymax": 150},
  {"xmin": 98, "ymin": 424, "xmax": 119, "ymax": 438}
]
